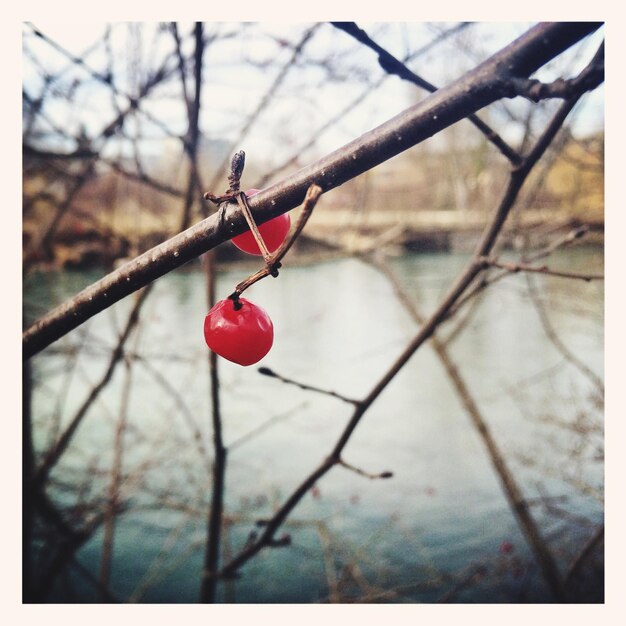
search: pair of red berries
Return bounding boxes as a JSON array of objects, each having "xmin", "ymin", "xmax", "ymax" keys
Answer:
[{"xmin": 203, "ymin": 189, "xmax": 290, "ymax": 366}]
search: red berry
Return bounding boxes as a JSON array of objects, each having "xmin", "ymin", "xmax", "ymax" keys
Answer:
[
  {"xmin": 204, "ymin": 298, "xmax": 274, "ymax": 366},
  {"xmin": 231, "ymin": 188, "xmax": 291, "ymax": 255}
]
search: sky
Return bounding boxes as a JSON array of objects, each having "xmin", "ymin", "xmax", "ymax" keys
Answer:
[{"xmin": 22, "ymin": 21, "xmax": 605, "ymax": 171}]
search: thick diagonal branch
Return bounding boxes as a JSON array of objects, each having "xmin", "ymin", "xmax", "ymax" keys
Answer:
[
  {"xmin": 331, "ymin": 21, "xmax": 522, "ymax": 164},
  {"xmin": 23, "ymin": 22, "xmax": 601, "ymax": 359}
]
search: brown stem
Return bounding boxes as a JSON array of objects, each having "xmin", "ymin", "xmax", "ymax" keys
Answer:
[
  {"xmin": 338, "ymin": 459, "xmax": 393, "ymax": 480},
  {"xmin": 200, "ymin": 247, "xmax": 227, "ymax": 603},
  {"xmin": 235, "ymin": 192, "xmax": 273, "ymax": 263},
  {"xmin": 179, "ymin": 22, "xmax": 205, "ymax": 232},
  {"xmin": 229, "ymin": 184, "xmax": 322, "ymax": 299}
]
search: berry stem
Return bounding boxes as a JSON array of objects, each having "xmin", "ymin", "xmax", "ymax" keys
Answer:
[
  {"xmin": 229, "ymin": 294, "xmax": 243, "ymax": 310},
  {"xmin": 235, "ymin": 192, "xmax": 273, "ymax": 264},
  {"xmin": 227, "ymin": 184, "xmax": 322, "ymax": 301}
]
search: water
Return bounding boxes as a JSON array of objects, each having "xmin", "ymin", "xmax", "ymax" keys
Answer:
[{"xmin": 24, "ymin": 247, "xmax": 604, "ymax": 603}]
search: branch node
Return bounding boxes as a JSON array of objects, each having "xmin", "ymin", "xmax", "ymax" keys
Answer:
[{"xmin": 227, "ymin": 150, "xmax": 246, "ymax": 194}]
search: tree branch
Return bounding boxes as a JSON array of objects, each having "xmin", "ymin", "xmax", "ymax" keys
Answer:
[
  {"xmin": 32, "ymin": 286, "xmax": 152, "ymax": 487},
  {"xmin": 503, "ymin": 41, "xmax": 604, "ymax": 102},
  {"xmin": 331, "ymin": 21, "xmax": 522, "ymax": 164},
  {"xmin": 23, "ymin": 22, "xmax": 602, "ymax": 359},
  {"xmin": 479, "ymin": 256, "xmax": 604, "ymax": 282},
  {"xmin": 257, "ymin": 23, "xmax": 471, "ymax": 188},
  {"xmin": 368, "ymin": 254, "xmax": 566, "ymax": 601},
  {"xmin": 215, "ymin": 85, "xmax": 592, "ymax": 586},
  {"xmin": 258, "ymin": 366, "xmax": 361, "ymax": 406}
]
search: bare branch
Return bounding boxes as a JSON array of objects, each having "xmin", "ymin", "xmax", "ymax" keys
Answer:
[
  {"xmin": 338, "ymin": 459, "xmax": 393, "ymax": 480},
  {"xmin": 23, "ymin": 22, "xmax": 601, "ymax": 359},
  {"xmin": 331, "ymin": 21, "xmax": 522, "ymax": 164},
  {"xmin": 216, "ymin": 85, "xmax": 590, "ymax": 585},
  {"xmin": 503, "ymin": 41, "xmax": 604, "ymax": 102},
  {"xmin": 228, "ymin": 184, "xmax": 323, "ymax": 300},
  {"xmin": 32, "ymin": 286, "xmax": 152, "ymax": 487},
  {"xmin": 480, "ymin": 256, "xmax": 604, "ymax": 281},
  {"xmin": 525, "ymin": 273, "xmax": 604, "ymax": 395},
  {"xmin": 445, "ymin": 225, "xmax": 592, "ymax": 320},
  {"xmin": 258, "ymin": 367, "xmax": 361, "ymax": 406}
]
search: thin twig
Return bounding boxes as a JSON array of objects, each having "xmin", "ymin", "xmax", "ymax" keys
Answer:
[
  {"xmin": 480, "ymin": 256, "xmax": 604, "ymax": 282},
  {"xmin": 23, "ymin": 22, "xmax": 601, "ymax": 359},
  {"xmin": 331, "ymin": 21, "xmax": 522, "ymax": 165},
  {"xmin": 338, "ymin": 459, "xmax": 393, "ymax": 480},
  {"xmin": 526, "ymin": 273, "xmax": 604, "ymax": 394},
  {"xmin": 179, "ymin": 22, "xmax": 205, "ymax": 232},
  {"xmin": 317, "ymin": 523, "xmax": 340, "ymax": 603},
  {"xmin": 235, "ymin": 191, "xmax": 273, "ymax": 263},
  {"xmin": 258, "ymin": 366, "xmax": 360, "ymax": 406},
  {"xmin": 445, "ymin": 225, "xmax": 592, "ymax": 321},
  {"xmin": 32, "ymin": 286, "xmax": 152, "ymax": 487},
  {"xmin": 170, "ymin": 22, "xmax": 192, "ymax": 121},
  {"xmin": 228, "ymin": 184, "xmax": 323, "ymax": 300},
  {"xmin": 216, "ymin": 81, "xmax": 594, "ymax": 594},
  {"xmin": 369, "ymin": 254, "xmax": 566, "ymax": 601},
  {"xmin": 522, "ymin": 225, "xmax": 590, "ymax": 263}
]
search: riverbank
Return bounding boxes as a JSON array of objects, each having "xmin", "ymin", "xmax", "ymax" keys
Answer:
[{"xmin": 24, "ymin": 213, "xmax": 604, "ymax": 273}]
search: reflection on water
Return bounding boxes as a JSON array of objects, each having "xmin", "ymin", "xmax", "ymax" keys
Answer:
[{"xmin": 24, "ymin": 247, "xmax": 604, "ymax": 603}]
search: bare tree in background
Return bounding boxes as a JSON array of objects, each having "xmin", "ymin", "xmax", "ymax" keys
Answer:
[{"xmin": 23, "ymin": 22, "xmax": 604, "ymax": 603}]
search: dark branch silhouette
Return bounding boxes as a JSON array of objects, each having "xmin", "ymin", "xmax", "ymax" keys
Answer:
[{"xmin": 23, "ymin": 22, "xmax": 602, "ymax": 359}]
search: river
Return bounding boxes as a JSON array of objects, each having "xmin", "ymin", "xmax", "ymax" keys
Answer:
[{"xmin": 24, "ymin": 246, "xmax": 604, "ymax": 603}]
